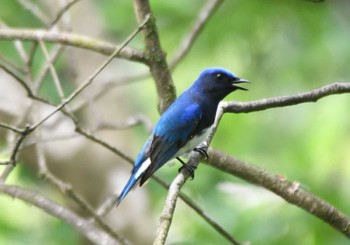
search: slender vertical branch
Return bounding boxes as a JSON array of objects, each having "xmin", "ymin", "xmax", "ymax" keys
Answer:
[
  {"xmin": 133, "ymin": 0, "xmax": 176, "ymax": 112},
  {"xmin": 154, "ymin": 102, "xmax": 242, "ymax": 244}
]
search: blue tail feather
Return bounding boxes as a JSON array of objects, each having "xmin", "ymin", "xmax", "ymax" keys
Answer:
[
  {"xmin": 117, "ymin": 157, "xmax": 151, "ymax": 205},
  {"xmin": 117, "ymin": 175, "xmax": 139, "ymax": 206}
]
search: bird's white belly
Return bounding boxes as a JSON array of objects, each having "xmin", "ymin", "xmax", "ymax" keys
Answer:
[{"xmin": 174, "ymin": 126, "xmax": 212, "ymax": 158}]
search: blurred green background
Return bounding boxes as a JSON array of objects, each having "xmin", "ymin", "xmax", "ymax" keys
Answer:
[{"xmin": 0, "ymin": 0, "xmax": 350, "ymax": 244}]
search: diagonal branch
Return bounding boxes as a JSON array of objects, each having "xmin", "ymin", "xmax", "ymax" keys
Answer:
[
  {"xmin": 0, "ymin": 184, "xmax": 120, "ymax": 245},
  {"xmin": 0, "ymin": 122, "xmax": 23, "ymax": 134},
  {"xmin": 49, "ymin": 0, "xmax": 82, "ymax": 28},
  {"xmin": 205, "ymin": 148, "xmax": 350, "ymax": 238},
  {"xmin": 169, "ymin": 0, "xmax": 224, "ymax": 69}
]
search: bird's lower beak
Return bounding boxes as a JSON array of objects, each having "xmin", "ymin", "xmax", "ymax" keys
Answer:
[{"xmin": 232, "ymin": 78, "xmax": 250, "ymax": 91}]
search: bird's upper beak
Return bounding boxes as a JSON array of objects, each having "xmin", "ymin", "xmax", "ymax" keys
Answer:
[{"xmin": 232, "ymin": 77, "xmax": 250, "ymax": 91}]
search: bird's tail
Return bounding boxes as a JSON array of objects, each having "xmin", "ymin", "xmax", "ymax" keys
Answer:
[
  {"xmin": 117, "ymin": 158, "xmax": 151, "ymax": 205},
  {"xmin": 117, "ymin": 175, "xmax": 139, "ymax": 206}
]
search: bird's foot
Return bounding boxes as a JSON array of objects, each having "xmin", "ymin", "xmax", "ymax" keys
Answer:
[
  {"xmin": 194, "ymin": 146, "xmax": 208, "ymax": 159},
  {"xmin": 176, "ymin": 157, "xmax": 196, "ymax": 180},
  {"xmin": 178, "ymin": 163, "xmax": 197, "ymax": 180}
]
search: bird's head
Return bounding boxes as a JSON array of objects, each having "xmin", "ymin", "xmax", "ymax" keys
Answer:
[{"xmin": 193, "ymin": 67, "xmax": 249, "ymax": 101}]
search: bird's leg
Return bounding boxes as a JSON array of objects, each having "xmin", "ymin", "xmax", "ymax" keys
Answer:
[
  {"xmin": 176, "ymin": 157, "xmax": 196, "ymax": 180},
  {"xmin": 193, "ymin": 146, "xmax": 209, "ymax": 159}
]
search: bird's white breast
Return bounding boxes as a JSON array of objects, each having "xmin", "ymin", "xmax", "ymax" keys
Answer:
[{"xmin": 174, "ymin": 126, "xmax": 212, "ymax": 158}]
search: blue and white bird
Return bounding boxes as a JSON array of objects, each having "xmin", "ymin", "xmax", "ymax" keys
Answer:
[{"xmin": 117, "ymin": 67, "xmax": 249, "ymax": 205}]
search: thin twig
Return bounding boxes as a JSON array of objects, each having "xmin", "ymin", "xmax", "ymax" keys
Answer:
[
  {"xmin": 50, "ymin": 0, "xmax": 82, "ymax": 28},
  {"xmin": 94, "ymin": 114, "xmax": 153, "ymax": 132},
  {"xmin": 0, "ymin": 53, "xmax": 25, "ymax": 74},
  {"xmin": 169, "ymin": 0, "xmax": 224, "ymax": 69},
  {"xmin": 27, "ymin": 42, "xmax": 38, "ymax": 69},
  {"xmin": 30, "ymin": 15, "xmax": 150, "ymax": 132},
  {"xmin": 71, "ymin": 72, "xmax": 151, "ymax": 113},
  {"xmin": 13, "ymin": 37, "xmax": 29, "ymax": 67},
  {"xmin": 39, "ymin": 41, "xmax": 66, "ymax": 99},
  {"xmin": 16, "ymin": 0, "xmax": 50, "ymax": 25},
  {"xmin": 34, "ymin": 44, "xmax": 65, "ymax": 93},
  {"xmin": 0, "ymin": 122, "xmax": 23, "ymax": 134},
  {"xmin": 0, "ymin": 58, "xmax": 35, "ymax": 97},
  {"xmin": 75, "ymin": 126, "xmax": 134, "ymax": 164}
]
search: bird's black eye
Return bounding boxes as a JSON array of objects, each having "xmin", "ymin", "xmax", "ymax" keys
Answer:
[{"xmin": 216, "ymin": 73, "xmax": 224, "ymax": 80}]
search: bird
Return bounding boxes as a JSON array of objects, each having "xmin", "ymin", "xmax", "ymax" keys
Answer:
[{"xmin": 117, "ymin": 67, "xmax": 249, "ymax": 205}]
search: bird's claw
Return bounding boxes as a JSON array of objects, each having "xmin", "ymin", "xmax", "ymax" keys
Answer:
[
  {"xmin": 178, "ymin": 163, "xmax": 197, "ymax": 180},
  {"xmin": 194, "ymin": 147, "xmax": 209, "ymax": 159}
]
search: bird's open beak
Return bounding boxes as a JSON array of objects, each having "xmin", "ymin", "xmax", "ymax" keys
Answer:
[{"xmin": 232, "ymin": 78, "xmax": 250, "ymax": 91}]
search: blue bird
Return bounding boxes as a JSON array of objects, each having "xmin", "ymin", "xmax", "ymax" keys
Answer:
[{"xmin": 117, "ymin": 67, "xmax": 249, "ymax": 205}]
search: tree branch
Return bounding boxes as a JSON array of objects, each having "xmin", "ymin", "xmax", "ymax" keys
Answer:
[
  {"xmin": 49, "ymin": 0, "xmax": 82, "ymax": 28},
  {"xmin": 0, "ymin": 28, "xmax": 147, "ymax": 63},
  {"xmin": 16, "ymin": 0, "xmax": 50, "ymax": 25},
  {"xmin": 205, "ymin": 148, "xmax": 350, "ymax": 238},
  {"xmin": 133, "ymin": 0, "xmax": 176, "ymax": 112},
  {"xmin": 223, "ymin": 82, "xmax": 350, "ymax": 113},
  {"xmin": 0, "ymin": 126, "xmax": 31, "ymax": 183}
]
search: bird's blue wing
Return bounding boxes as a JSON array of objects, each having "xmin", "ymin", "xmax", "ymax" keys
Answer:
[
  {"xmin": 140, "ymin": 102, "xmax": 203, "ymax": 184},
  {"xmin": 118, "ymin": 100, "xmax": 203, "ymax": 204}
]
